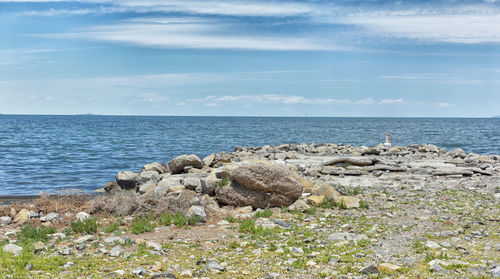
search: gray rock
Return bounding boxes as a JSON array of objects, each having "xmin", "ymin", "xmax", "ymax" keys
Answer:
[
  {"xmin": 359, "ymin": 264, "xmax": 380, "ymax": 275},
  {"xmin": 135, "ymin": 171, "xmax": 160, "ymax": 185},
  {"xmin": 115, "ymin": 171, "xmax": 139, "ymax": 190},
  {"xmin": 42, "ymin": 212, "xmax": 62, "ymax": 222},
  {"xmin": 187, "ymin": 205, "xmax": 206, "ymax": 223},
  {"xmin": 3, "ymin": 244, "xmax": 22, "ymax": 255},
  {"xmin": 169, "ymin": 154, "xmax": 203, "ymax": 174},
  {"xmin": 142, "ymin": 162, "xmax": 169, "ymax": 174},
  {"xmin": 132, "ymin": 267, "xmax": 147, "ymax": 276},
  {"xmin": 150, "ymin": 272, "xmax": 178, "ymax": 279},
  {"xmin": 109, "ymin": 246, "xmax": 121, "ymax": 257},
  {"xmin": 205, "ymin": 260, "xmax": 225, "ymax": 272},
  {"xmin": 489, "ymin": 265, "xmax": 500, "ymax": 278},
  {"xmin": 216, "ymin": 164, "xmax": 303, "ymax": 208},
  {"xmin": 146, "ymin": 242, "xmax": 162, "ymax": 251},
  {"xmin": 322, "ymin": 157, "xmax": 374, "ymax": 167},
  {"xmin": 182, "ymin": 177, "xmax": 201, "ymax": 191},
  {"xmin": 0, "ymin": 216, "xmax": 12, "ymax": 225},
  {"xmin": 449, "ymin": 148, "xmax": 467, "ymax": 158}
]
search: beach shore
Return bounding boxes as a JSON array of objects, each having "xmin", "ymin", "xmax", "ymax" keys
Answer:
[{"xmin": 0, "ymin": 143, "xmax": 498, "ymax": 278}]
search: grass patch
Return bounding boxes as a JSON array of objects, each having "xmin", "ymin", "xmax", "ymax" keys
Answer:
[
  {"xmin": 224, "ymin": 216, "xmax": 239, "ymax": 223},
  {"xmin": 305, "ymin": 207, "xmax": 317, "ymax": 215},
  {"xmin": 130, "ymin": 216, "xmax": 156, "ymax": 234},
  {"xmin": 173, "ymin": 211, "xmax": 186, "ymax": 227},
  {"xmin": 216, "ymin": 175, "xmax": 231, "ymax": 187},
  {"xmin": 187, "ymin": 214, "xmax": 204, "ymax": 225},
  {"xmin": 159, "ymin": 211, "xmax": 172, "ymax": 226},
  {"xmin": 17, "ymin": 224, "xmax": 56, "ymax": 244},
  {"xmin": 320, "ymin": 198, "xmax": 347, "ymax": 210},
  {"xmin": 359, "ymin": 200, "xmax": 369, "ymax": 209},
  {"xmin": 254, "ymin": 209, "xmax": 273, "ymax": 219},
  {"xmin": 70, "ymin": 217, "xmax": 99, "ymax": 234}
]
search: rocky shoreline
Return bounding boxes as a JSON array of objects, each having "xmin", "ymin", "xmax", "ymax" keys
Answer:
[{"xmin": 0, "ymin": 143, "xmax": 498, "ymax": 278}]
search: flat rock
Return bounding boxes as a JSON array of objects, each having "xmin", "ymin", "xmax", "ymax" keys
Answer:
[{"xmin": 322, "ymin": 157, "xmax": 374, "ymax": 167}]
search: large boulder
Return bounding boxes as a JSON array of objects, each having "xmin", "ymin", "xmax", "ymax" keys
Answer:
[
  {"xmin": 216, "ymin": 164, "xmax": 303, "ymax": 208},
  {"xmin": 169, "ymin": 154, "xmax": 203, "ymax": 174},
  {"xmin": 115, "ymin": 171, "xmax": 139, "ymax": 190}
]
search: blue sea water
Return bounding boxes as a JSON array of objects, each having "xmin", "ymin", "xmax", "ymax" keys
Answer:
[{"xmin": 0, "ymin": 115, "xmax": 499, "ymax": 195}]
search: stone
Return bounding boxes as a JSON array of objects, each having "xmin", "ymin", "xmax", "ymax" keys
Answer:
[
  {"xmin": 311, "ymin": 183, "xmax": 340, "ymax": 198},
  {"xmin": 182, "ymin": 177, "xmax": 201, "ymax": 191},
  {"xmin": 147, "ymin": 242, "xmax": 162, "ymax": 251},
  {"xmin": 425, "ymin": 241, "xmax": 441, "ymax": 249},
  {"xmin": 135, "ymin": 170, "xmax": 160, "ymax": 185},
  {"xmin": 150, "ymin": 272, "xmax": 177, "ymax": 279},
  {"xmin": 296, "ymin": 176, "xmax": 314, "ymax": 193},
  {"xmin": 104, "ymin": 182, "xmax": 121, "ymax": 193},
  {"xmin": 3, "ymin": 244, "xmax": 22, "ymax": 255},
  {"xmin": 167, "ymin": 185, "xmax": 185, "ymax": 193},
  {"xmin": 75, "ymin": 212, "xmax": 90, "ymax": 221},
  {"xmin": 115, "ymin": 171, "xmax": 139, "ymax": 190},
  {"xmin": 132, "ymin": 267, "xmax": 147, "ymax": 276},
  {"xmin": 142, "ymin": 162, "xmax": 169, "ymax": 174},
  {"xmin": 33, "ymin": 242, "xmax": 46, "ymax": 253},
  {"xmin": 109, "ymin": 246, "xmax": 121, "ymax": 257},
  {"xmin": 138, "ymin": 180, "xmax": 157, "ymax": 194},
  {"xmin": 288, "ymin": 199, "xmax": 310, "ymax": 212},
  {"xmin": 187, "ymin": 205, "xmax": 207, "ymax": 223},
  {"xmin": 202, "ymin": 153, "xmax": 216, "ymax": 167},
  {"xmin": 0, "ymin": 216, "xmax": 12, "ymax": 225},
  {"xmin": 328, "ymin": 233, "xmax": 368, "ymax": 243},
  {"xmin": 449, "ymin": 148, "xmax": 467, "ymax": 158},
  {"xmin": 307, "ymin": 195, "xmax": 325, "ymax": 207},
  {"xmin": 429, "ymin": 259, "xmax": 447, "ymax": 272},
  {"xmin": 14, "ymin": 209, "xmax": 30, "ymax": 225},
  {"xmin": 255, "ymin": 218, "xmax": 278, "ymax": 229},
  {"xmin": 216, "ymin": 164, "xmax": 303, "ymax": 208},
  {"xmin": 169, "ymin": 190, "xmax": 200, "ymax": 211},
  {"xmin": 205, "ymin": 260, "xmax": 226, "ymax": 271},
  {"xmin": 322, "ymin": 157, "xmax": 374, "ymax": 167},
  {"xmin": 334, "ymin": 196, "xmax": 360, "ymax": 208},
  {"xmin": 42, "ymin": 212, "xmax": 62, "ymax": 223},
  {"xmin": 169, "ymin": 154, "xmax": 203, "ymax": 174},
  {"xmin": 360, "ymin": 264, "xmax": 380, "ymax": 275},
  {"xmin": 378, "ymin": 263, "xmax": 401, "ymax": 273}
]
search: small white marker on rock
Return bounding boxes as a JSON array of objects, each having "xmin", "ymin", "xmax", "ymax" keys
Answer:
[{"xmin": 384, "ymin": 132, "xmax": 392, "ymax": 147}]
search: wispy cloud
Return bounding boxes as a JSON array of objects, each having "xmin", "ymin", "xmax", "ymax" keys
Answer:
[
  {"xmin": 35, "ymin": 18, "xmax": 339, "ymax": 51},
  {"xmin": 188, "ymin": 95, "xmax": 408, "ymax": 107}
]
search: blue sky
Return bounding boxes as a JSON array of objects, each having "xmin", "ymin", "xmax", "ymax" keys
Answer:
[{"xmin": 0, "ymin": 0, "xmax": 499, "ymax": 117}]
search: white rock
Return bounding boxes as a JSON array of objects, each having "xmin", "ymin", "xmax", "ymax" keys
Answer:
[
  {"xmin": 75, "ymin": 212, "xmax": 90, "ymax": 221},
  {"xmin": 0, "ymin": 216, "xmax": 12, "ymax": 225}
]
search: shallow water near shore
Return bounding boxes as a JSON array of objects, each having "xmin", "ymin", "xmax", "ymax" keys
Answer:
[{"xmin": 0, "ymin": 115, "xmax": 499, "ymax": 195}]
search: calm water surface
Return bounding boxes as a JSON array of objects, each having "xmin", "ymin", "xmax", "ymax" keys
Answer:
[{"xmin": 0, "ymin": 115, "xmax": 498, "ymax": 195}]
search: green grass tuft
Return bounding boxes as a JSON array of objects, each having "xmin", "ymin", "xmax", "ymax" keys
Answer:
[{"xmin": 70, "ymin": 217, "xmax": 99, "ymax": 234}]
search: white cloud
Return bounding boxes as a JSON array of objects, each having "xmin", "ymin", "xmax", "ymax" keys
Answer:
[
  {"xmin": 437, "ymin": 102, "xmax": 452, "ymax": 107},
  {"xmin": 356, "ymin": 98, "xmax": 375, "ymax": 105},
  {"xmin": 378, "ymin": 98, "xmax": 406, "ymax": 104},
  {"xmin": 9, "ymin": 0, "xmax": 313, "ymax": 17},
  {"xmin": 343, "ymin": 14, "xmax": 500, "ymax": 44},
  {"xmin": 191, "ymin": 94, "xmax": 340, "ymax": 105}
]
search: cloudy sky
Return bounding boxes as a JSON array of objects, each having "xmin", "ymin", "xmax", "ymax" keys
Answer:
[{"xmin": 0, "ymin": 0, "xmax": 499, "ymax": 117}]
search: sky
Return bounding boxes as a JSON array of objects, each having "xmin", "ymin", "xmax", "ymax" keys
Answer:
[{"xmin": 0, "ymin": 0, "xmax": 499, "ymax": 117}]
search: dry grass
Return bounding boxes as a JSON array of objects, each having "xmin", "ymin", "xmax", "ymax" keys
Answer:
[{"xmin": 90, "ymin": 192, "xmax": 172, "ymax": 217}]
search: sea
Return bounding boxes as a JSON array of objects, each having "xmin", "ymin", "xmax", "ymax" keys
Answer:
[{"xmin": 0, "ymin": 115, "xmax": 499, "ymax": 196}]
